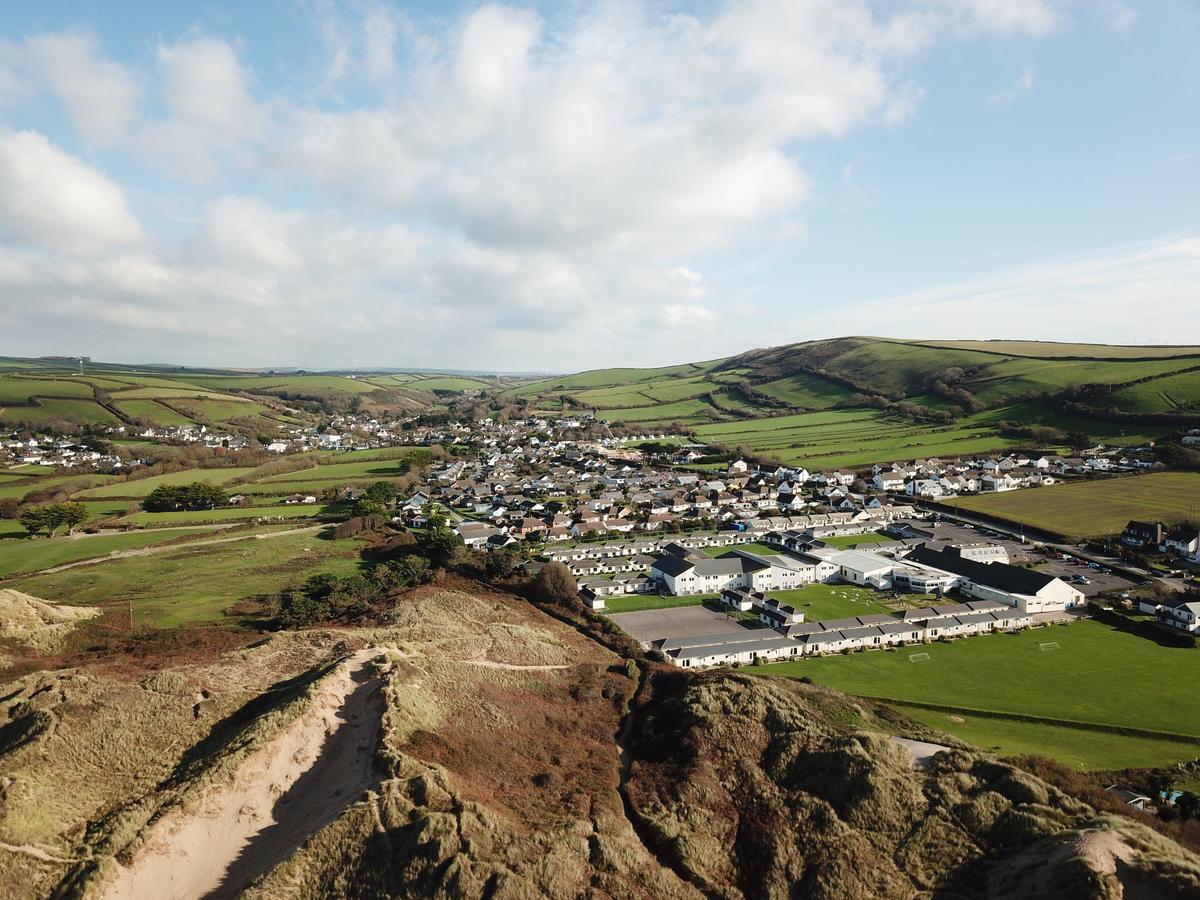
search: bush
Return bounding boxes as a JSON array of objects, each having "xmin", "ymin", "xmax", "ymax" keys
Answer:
[{"xmin": 533, "ymin": 562, "xmax": 578, "ymax": 605}]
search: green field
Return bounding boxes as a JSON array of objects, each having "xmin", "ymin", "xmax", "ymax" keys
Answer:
[
  {"xmin": 8, "ymin": 529, "xmax": 364, "ymax": 628},
  {"xmin": 759, "ymin": 619, "xmax": 1200, "ymax": 770},
  {"xmin": 112, "ymin": 398, "xmax": 198, "ymax": 426},
  {"xmin": 121, "ymin": 502, "xmax": 346, "ymax": 526},
  {"xmin": 700, "ymin": 542, "xmax": 779, "ymax": 557},
  {"xmin": 603, "ymin": 594, "xmax": 708, "ymax": 613},
  {"xmin": 78, "ymin": 468, "xmax": 257, "ymax": 499},
  {"xmin": 953, "ymin": 472, "xmax": 1200, "ymax": 539},
  {"xmin": 767, "ymin": 584, "xmax": 894, "ymax": 620},
  {"xmin": 509, "ymin": 337, "xmax": 1200, "ymax": 469},
  {"xmin": 0, "ymin": 398, "xmax": 119, "ymax": 426},
  {"xmin": 815, "ymin": 532, "xmax": 898, "ymax": 549},
  {"xmin": 917, "ymin": 339, "xmax": 1200, "ymax": 360},
  {"xmin": 0, "ymin": 527, "xmax": 223, "ymax": 577}
]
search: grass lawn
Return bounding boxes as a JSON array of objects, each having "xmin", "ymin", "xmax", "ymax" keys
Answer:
[
  {"xmin": 953, "ymin": 472, "xmax": 1200, "ymax": 539},
  {"xmin": 0, "ymin": 527, "xmax": 218, "ymax": 576},
  {"xmin": 602, "ymin": 594, "xmax": 708, "ymax": 614},
  {"xmin": 768, "ymin": 584, "xmax": 893, "ymax": 621},
  {"xmin": 77, "ymin": 467, "xmax": 256, "ymax": 499},
  {"xmin": 896, "ymin": 705, "xmax": 1200, "ymax": 771},
  {"xmin": 816, "ymin": 532, "xmax": 897, "ymax": 550},
  {"xmin": 7, "ymin": 530, "xmax": 366, "ymax": 628},
  {"xmin": 119, "ymin": 502, "xmax": 347, "ymax": 526},
  {"xmin": 700, "ymin": 542, "xmax": 779, "ymax": 557},
  {"xmin": 757, "ymin": 619, "xmax": 1200, "ymax": 768}
]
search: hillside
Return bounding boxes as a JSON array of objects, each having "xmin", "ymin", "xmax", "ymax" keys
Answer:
[
  {"xmin": 510, "ymin": 337, "xmax": 1200, "ymax": 468},
  {"xmin": 2, "ymin": 585, "xmax": 1197, "ymax": 898},
  {"xmin": 0, "ymin": 357, "xmax": 512, "ymax": 431}
]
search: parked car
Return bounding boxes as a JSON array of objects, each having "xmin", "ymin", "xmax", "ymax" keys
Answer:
[{"xmin": 1073, "ymin": 575, "xmax": 1090, "ymax": 584}]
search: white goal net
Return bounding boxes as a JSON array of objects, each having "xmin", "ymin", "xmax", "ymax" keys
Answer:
[{"xmin": 908, "ymin": 652, "xmax": 931, "ymax": 663}]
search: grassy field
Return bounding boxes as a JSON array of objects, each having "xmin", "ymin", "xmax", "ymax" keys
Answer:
[
  {"xmin": 758, "ymin": 618, "xmax": 1200, "ymax": 769},
  {"xmin": 816, "ymin": 533, "xmax": 897, "ymax": 549},
  {"xmin": 897, "ymin": 705, "xmax": 1200, "ymax": 770},
  {"xmin": 953, "ymin": 472, "xmax": 1200, "ymax": 539},
  {"xmin": 0, "ymin": 398, "xmax": 119, "ymax": 426},
  {"xmin": 78, "ymin": 468, "xmax": 257, "ymax": 499},
  {"xmin": 121, "ymin": 502, "xmax": 347, "ymax": 526},
  {"xmin": 8, "ymin": 529, "xmax": 364, "ymax": 628},
  {"xmin": 916, "ymin": 339, "xmax": 1200, "ymax": 359},
  {"xmin": 0, "ymin": 527, "xmax": 226, "ymax": 577},
  {"xmin": 699, "ymin": 542, "xmax": 779, "ymax": 557},
  {"xmin": 602, "ymin": 594, "xmax": 708, "ymax": 613},
  {"xmin": 767, "ymin": 584, "xmax": 894, "ymax": 620}
]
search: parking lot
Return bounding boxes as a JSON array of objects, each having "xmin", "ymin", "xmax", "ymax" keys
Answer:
[
  {"xmin": 608, "ymin": 605, "xmax": 758, "ymax": 645},
  {"xmin": 1032, "ymin": 555, "xmax": 1137, "ymax": 597}
]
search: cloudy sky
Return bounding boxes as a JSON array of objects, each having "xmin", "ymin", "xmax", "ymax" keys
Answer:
[{"xmin": 0, "ymin": 1, "xmax": 1197, "ymax": 372}]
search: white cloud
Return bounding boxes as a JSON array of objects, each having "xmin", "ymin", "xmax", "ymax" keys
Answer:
[
  {"xmin": 988, "ymin": 67, "xmax": 1035, "ymax": 104},
  {"xmin": 807, "ymin": 235, "xmax": 1200, "ymax": 345},
  {"xmin": 21, "ymin": 32, "xmax": 141, "ymax": 145},
  {"xmin": 140, "ymin": 37, "xmax": 264, "ymax": 181},
  {"xmin": 0, "ymin": 131, "xmax": 142, "ymax": 256},
  {"xmin": 1100, "ymin": 1, "xmax": 1137, "ymax": 31},
  {"xmin": 454, "ymin": 5, "xmax": 542, "ymax": 104},
  {"xmin": 0, "ymin": 1, "xmax": 1144, "ymax": 370}
]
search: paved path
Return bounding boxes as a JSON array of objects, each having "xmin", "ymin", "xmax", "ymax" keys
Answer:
[{"xmin": 889, "ymin": 736, "xmax": 951, "ymax": 769}]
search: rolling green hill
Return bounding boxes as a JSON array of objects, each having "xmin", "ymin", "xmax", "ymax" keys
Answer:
[
  {"xmin": 0, "ymin": 358, "xmax": 518, "ymax": 431},
  {"xmin": 508, "ymin": 336, "xmax": 1200, "ymax": 467}
]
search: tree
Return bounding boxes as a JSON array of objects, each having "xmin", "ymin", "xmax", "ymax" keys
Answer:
[
  {"xmin": 19, "ymin": 507, "xmax": 49, "ymax": 537},
  {"xmin": 396, "ymin": 555, "xmax": 432, "ymax": 585},
  {"xmin": 1177, "ymin": 791, "xmax": 1200, "ymax": 822},
  {"xmin": 364, "ymin": 480, "xmax": 397, "ymax": 505},
  {"xmin": 1066, "ymin": 431, "xmax": 1090, "ymax": 452},
  {"xmin": 533, "ymin": 561, "xmax": 578, "ymax": 605},
  {"xmin": 143, "ymin": 482, "xmax": 229, "ymax": 512},
  {"xmin": 354, "ymin": 498, "xmax": 388, "ymax": 520},
  {"xmin": 0, "ymin": 498, "xmax": 19, "ymax": 519},
  {"xmin": 485, "ymin": 548, "xmax": 519, "ymax": 580},
  {"xmin": 58, "ymin": 501, "xmax": 88, "ymax": 534},
  {"xmin": 420, "ymin": 524, "xmax": 463, "ymax": 568}
]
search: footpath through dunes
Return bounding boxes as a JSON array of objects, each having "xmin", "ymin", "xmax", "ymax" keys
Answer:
[{"xmin": 98, "ymin": 649, "xmax": 387, "ymax": 900}]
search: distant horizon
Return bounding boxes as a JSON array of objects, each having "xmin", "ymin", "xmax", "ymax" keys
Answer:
[{"xmin": 8, "ymin": 332, "xmax": 1200, "ymax": 381}]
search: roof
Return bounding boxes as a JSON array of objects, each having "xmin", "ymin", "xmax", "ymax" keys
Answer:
[{"xmin": 904, "ymin": 545, "xmax": 1059, "ymax": 596}]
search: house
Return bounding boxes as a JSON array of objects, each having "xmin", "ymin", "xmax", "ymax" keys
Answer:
[
  {"xmin": 1123, "ymin": 521, "xmax": 1164, "ymax": 547},
  {"xmin": 872, "ymin": 472, "xmax": 906, "ymax": 491},
  {"xmin": 456, "ymin": 522, "xmax": 503, "ymax": 548},
  {"xmin": 282, "ymin": 493, "xmax": 317, "ymax": 505},
  {"xmin": 1162, "ymin": 527, "xmax": 1200, "ymax": 557},
  {"xmin": 1156, "ymin": 598, "xmax": 1200, "ymax": 634}
]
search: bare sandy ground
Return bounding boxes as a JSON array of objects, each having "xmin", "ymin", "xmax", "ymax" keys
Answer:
[{"xmin": 98, "ymin": 649, "xmax": 385, "ymax": 900}]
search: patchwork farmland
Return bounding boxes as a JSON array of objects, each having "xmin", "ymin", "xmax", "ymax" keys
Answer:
[{"xmin": 509, "ymin": 336, "xmax": 1198, "ymax": 468}]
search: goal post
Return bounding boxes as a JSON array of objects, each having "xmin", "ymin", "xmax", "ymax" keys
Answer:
[
  {"xmin": 1038, "ymin": 641, "xmax": 1061, "ymax": 652},
  {"xmin": 908, "ymin": 652, "xmax": 931, "ymax": 663}
]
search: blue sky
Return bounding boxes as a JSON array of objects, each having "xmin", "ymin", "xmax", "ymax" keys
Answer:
[{"xmin": 0, "ymin": 0, "xmax": 1197, "ymax": 370}]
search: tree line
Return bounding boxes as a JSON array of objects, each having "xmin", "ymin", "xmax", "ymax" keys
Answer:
[{"xmin": 19, "ymin": 501, "xmax": 89, "ymax": 537}]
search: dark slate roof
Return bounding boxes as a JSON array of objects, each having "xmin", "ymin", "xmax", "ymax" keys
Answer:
[
  {"xmin": 650, "ymin": 555, "xmax": 694, "ymax": 577},
  {"xmin": 905, "ymin": 545, "xmax": 1057, "ymax": 595}
]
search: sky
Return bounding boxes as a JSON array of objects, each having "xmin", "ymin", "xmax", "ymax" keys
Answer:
[{"xmin": 0, "ymin": 0, "xmax": 1197, "ymax": 372}]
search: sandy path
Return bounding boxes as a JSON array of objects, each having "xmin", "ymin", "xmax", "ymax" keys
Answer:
[{"xmin": 99, "ymin": 650, "xmax": 385, "ymax": 900}]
